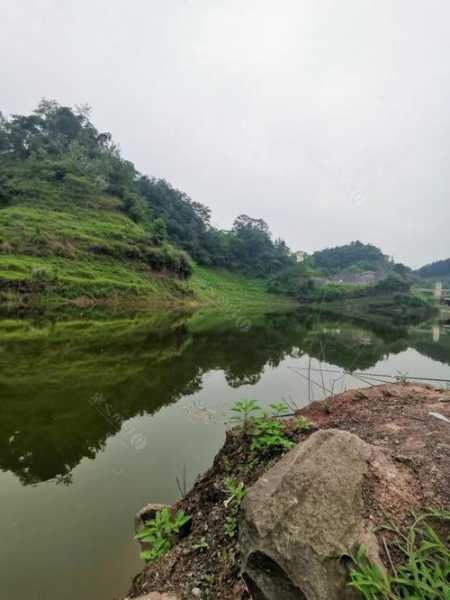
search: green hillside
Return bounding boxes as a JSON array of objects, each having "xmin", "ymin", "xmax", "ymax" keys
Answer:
[
  {"xmin": 0, "ymin": 203, "xmax": 294, "ymax": 317},
  {"xmin": 0, "ymin": 100, "xmax": 300, "ymax": 316},
  {"xmin": 0, "ymin": 203, "xmax": 184, "ymax": 313}
]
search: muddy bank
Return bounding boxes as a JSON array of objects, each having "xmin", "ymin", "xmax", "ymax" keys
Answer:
[{"xmin": 125, "ymin": 383, "xmax": 450, "ymax": 600}]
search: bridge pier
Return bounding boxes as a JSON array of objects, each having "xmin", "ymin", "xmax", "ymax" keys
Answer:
[{"xmin": 434, "ymin": 281, "xmax": 443, "ymax": 301}]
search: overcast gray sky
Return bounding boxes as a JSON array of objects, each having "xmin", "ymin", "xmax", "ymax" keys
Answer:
[{"xmin": 1, "ymin": 0, "xmax": 449, "ymax": 267}]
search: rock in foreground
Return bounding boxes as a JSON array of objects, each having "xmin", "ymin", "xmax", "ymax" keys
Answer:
[{"xmin": 240, "ymin": 428, "xmax": 418, "ymax": 600}]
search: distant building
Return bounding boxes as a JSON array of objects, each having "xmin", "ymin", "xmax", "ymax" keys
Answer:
[
  {"xmin": 329, "ymin": 270, "xmax": 378, "ymax": 285},
  {"xmin": 358, "ymin": 271, "xmax": 378, "ymax": 284},
  {"xmin": 294, "ymin": 250, "xmax": 307, "ymax": 263}
]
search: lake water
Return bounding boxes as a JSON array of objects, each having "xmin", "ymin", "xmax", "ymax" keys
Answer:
[{"xmin": 0, "ymin": 309, "xmax": 449, "ymax": 600}]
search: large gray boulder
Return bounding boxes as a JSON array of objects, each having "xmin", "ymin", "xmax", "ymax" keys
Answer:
[{"xmin": 239, "ymin": 429, "xmax": 398, "ymax": 600}]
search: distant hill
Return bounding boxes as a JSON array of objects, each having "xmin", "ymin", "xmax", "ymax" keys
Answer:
[
  {"xmin": 311, "ymin": 241, "xmax": 390, "ymax": 275},
  {"xmin": 416, "ymin": 258, "xmax": 450, "ymax": 279}
]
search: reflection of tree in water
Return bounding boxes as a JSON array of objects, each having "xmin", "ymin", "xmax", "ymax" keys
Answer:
[
  {"xmin": 0, "ymin": 311, "xmax": 439, "ymax": 485},
  {"xmin": 226, "ymin": 372, "xmax": 261, "ymax": 387}
]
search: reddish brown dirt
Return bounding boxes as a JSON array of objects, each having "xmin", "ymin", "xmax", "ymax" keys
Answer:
[
  {"xmin": 125, "ymin": 383, "xmax": 450, "ymax": 600},
  {"xmin": 299, "ymin": 383, "xmax": 450, "ymax": 512}
]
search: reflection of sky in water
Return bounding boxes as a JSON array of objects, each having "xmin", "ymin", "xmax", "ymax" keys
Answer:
[{"xmin": 0, "ymin": 318, "xmax": 449, "ymax": 600}]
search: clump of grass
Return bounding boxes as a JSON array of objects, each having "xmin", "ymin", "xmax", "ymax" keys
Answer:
[
  {"xmin": 250, "ymin": 413, "xmax": 294, "ymax": 453},
  {"xmin": 349, "ymin": 510, "xmax": 450, "ymax": 599}
]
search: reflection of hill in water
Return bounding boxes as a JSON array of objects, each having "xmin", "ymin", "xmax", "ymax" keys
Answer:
[
  {"xmin": 0, "ymin": 311, "xmax": 445, "ymax": 485},
  {"xmin": 407, "ymin": 325, "xmax": 450, "ymax": 367}
]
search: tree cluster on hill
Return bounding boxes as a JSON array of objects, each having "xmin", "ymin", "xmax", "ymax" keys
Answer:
[
  {"xmin": 416, "ymin": 258, "xmax": 450, "ymax": 279},
  {"xmin": 311, "ymin": 240, "xmax": 388, "ymax": 274},
  {"xmin": 267, "ymin": 263, "xmax": 315, "ymax": 299},
  {"xmin": 0, "ymin": 101, "xmax": 296, "ymax": 279}
]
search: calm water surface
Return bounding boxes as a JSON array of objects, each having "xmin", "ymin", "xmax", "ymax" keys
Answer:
[{"xmin": 0, "ymin": 310, "xmax": 449, "ymax": 600}]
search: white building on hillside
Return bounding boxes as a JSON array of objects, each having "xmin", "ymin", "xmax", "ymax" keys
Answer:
[{"xmin": 294, "ymin": 250, "xmax": 307, "ymax": 263}]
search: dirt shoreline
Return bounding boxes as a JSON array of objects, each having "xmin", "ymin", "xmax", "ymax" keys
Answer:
[{"xmin": 125, "ymin": 383, "xmax": 450, "ymax": 600}]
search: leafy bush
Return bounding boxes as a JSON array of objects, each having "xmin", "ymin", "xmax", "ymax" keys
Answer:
[
  {"xmin": 230, "ymin": 399, "xmax": 260, "ymax": 427},
  {"xmin": 395, "ymin": 293, "xmax": 430, "ymax": 308},
  {"xmin": 230, "ymin": 400, "xmax": 294, "ymax": 453},
  {"xmin": 250, "ymin": 414, "xmax": 294, "ymax": 453},
  {"xmin": 134, "ymin": 507, "xmax": 191, "ymax": 562},
  {"xmin": 267, "ymin": 264, "xmax": 315, "ymax": 299},
  {"xmin": 373, "ymin": 273, "xmax": 410, "ymax": 294}
]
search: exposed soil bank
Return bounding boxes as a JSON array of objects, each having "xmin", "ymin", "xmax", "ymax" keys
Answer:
[{"xmin": 125, "ymin": 383, "xmax": 450, "ymax": 600}]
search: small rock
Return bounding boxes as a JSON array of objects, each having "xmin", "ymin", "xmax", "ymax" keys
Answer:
[
  {"xmin": 191, "ymin": 587, "xmax": 202, "ymax": 597},
  {"xmin": 134, "ymin": 503, "xmax": 170, "ymax": 533},
  {"xmin": 134, "ymin": 502, "xmax": 191, "ymax": 557}
]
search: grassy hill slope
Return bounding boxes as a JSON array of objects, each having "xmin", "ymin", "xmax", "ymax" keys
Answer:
[{"xmin": 0, "ymin": 204, "xmax": 294, "ymax": 317}]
